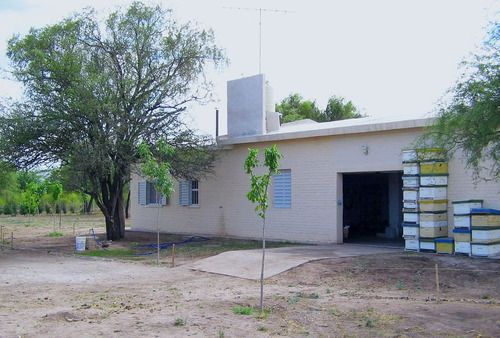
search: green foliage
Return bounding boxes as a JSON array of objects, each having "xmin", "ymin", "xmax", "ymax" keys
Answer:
[
  {"xmin": 276, "ymin": 93, "xmax": 365, "ymax": 123},
  {"xmin": 0, "ymin": 2, "xmax": 226, "ymax": 240},
  {"xmin": 138, "ymin": 139, "xmax": 175, "ymax": 199},
  {"xmin": 325, "ymin": 96, "xmax": 365, "ymax": 121},
  {"xmin": 45, "ymin": 232, "xmax": 63, "ymax": 237},
  {"xmin": 21, "ymin": 181, "xmax": 46, "ymax": 216},
  {"xmin": 173, "ymin": 318, "xmax": 186, "ymax": 326},
  {"xmin": 244, "ymin": 145, "xmax": 282, "ymax": 219},
  {"xmin": 276, "ymin": 94, "xmax": 324, "ymax": 123},
  {"xmin": 244, "ymin": 145, "xmax": 282, "ymax": 313},
  {"xmin": 419, "ymin": 23, "xmax": 500, "ymax": 181},
  {"xmin": 231, "ymin": 306, "xmax": 254, "ymax": 315}
]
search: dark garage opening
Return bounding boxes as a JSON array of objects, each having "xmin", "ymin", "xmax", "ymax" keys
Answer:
[{"xmin": 343, "ymin": 172, "xmax": 404, "ymax": 245}]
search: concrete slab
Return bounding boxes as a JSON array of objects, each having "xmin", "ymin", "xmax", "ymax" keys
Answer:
[{"xmin": 186, "ymin": 244, "xmax": 401, "ymax": 280}]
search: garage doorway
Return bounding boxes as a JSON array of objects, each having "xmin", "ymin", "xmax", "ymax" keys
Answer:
[{"xmin": 342, "ymin": 172, "xmax": 403, "ymax": 245}]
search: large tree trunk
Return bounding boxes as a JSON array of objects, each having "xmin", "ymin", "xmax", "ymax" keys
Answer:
[{"xmin": 96, "ymin": 175, "xmax": 127, "ymax": 241}]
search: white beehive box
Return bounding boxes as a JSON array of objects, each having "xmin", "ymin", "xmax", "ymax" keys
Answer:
[
  {"xmin": 452, "ymin": 200, "xmax": 483, "ymax": 215},
  {"xmin": 403, "ymin": 176, "xmax": 419, "ymax": 188},
  {"xmin": 404, "ymin": 201, "xmax": 419, "ymax": 209},
  {"xmin": 471, "ymin": 241, "xmax": 500, "ymax": 257},
  {"xmin": 471, "ymin": 227, "xmax": 500, "ymax": 243},
  {"xmin": 420, "ymin": 174, "xmax": 448, "ymax": 187},
  {"xmin": 419, "ymin": 239, "xmax": 436, "ymax": 251},
  {"xmin": 402, "ymin": 149, "xmax": 418, "ymax": 163},
  {"xmin": 403, "ymin": 212, "xmax": 419, "ymax": 223},
  {"xmin": 403, "ymin": 189, "xmax": 418, "ymax": 202},
  {"xmin": 454, "ymin": 241, "xmax": 471, "ymax": 255},
  {"xmin": 419, "ymin": 186, "xmax": 447, "ymax": 201},
  {"xmin": 403, "ymin": 163, "xmax": 420, "ymax": 175},
  {"xmin": 405, "ymin": 239, "xmax": 419, "ymax": 251},
  {"xmin": 402, "ymin": 224, "xmax": 419, "ymax": 239},
  {"xmin": 453, "ymin": 215, "xmax": 471, "ymax": 229}
]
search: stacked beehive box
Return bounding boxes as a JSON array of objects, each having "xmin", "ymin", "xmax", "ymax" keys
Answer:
[
  {"xmin": 402, "ymin": 149, "xmax": 449, "ymax": 252},
  {"xmin": 451, "ymin": 200, "xmax": 483, "ymax": 255},
  {"xmin": 402, "ymin": 150, "xmax": 420, "ymax": 251},
  {"xmin": 470, "ymin": 208, "xmax": 500, "ymax": 257}
]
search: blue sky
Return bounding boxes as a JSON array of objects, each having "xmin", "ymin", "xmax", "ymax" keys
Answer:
[{"xmin": 0, "ymin": 0, "xmax": 498, "ymax": 136}]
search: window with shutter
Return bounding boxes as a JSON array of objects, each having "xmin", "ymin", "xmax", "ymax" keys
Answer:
[
  {"xmin": 273, "ymin": 169, "xmax": 291, "ymax": 209},
  {"xmin": 138, "ymin": 180, "xmax": 168, "ymax": 205},
  {"xmin": 179, "ymin": 179, "xmax": 199, "ymax": 206}
]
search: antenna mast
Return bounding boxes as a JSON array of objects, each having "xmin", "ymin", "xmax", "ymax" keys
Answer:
[{"xmin": 224, "ymin": 7, "xmax": 293, "ymax": 74}]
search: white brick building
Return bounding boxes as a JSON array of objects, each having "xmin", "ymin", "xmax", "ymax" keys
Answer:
[{"xmin": 130, "ymin": 74, "xmax": 500, "ymax": 244}]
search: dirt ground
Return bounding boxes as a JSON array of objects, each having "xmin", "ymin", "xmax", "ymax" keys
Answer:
[{"xmin": 1, "ymin": 215, "xmax": 499, "ymax": 337}]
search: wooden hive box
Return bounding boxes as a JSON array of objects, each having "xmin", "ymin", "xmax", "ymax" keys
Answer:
[
  {"xmin": 420, "ymin": 211, "xmax": 447, "ymax": 222},
  {"xmin": 420, "ymin": 161, "xmax": 448, "ymax": 175},
  {"xmin": 435, "ymin": 238, "xmax": 454, "ymax": 254},
  {"xmin": 453, "ymin": 228, "xmax": 471, "ymax": 242},
  {"xmin": 416, "ymin": 148, "xmax": 447, "ymax": 162},
  {"xmin": 471, "ymin": 241, "xmax": 500, "ymax": 257},
  {"xmin": 453, "ymin": 215, "xmax": 471, "ymax": 229},
  {"xmin": 419, "ymin": 186, "xmax": 447, "ymax": 201},
  {"xmin": 471, "ymin": 209, "xmax": 500, "ymax": 227},
  {"xmin": 471, "ymin": 226, "xmax": 500, "ymax": 243},
  {"xmin": 419, "ymin": 238, "xmax": 436, "ymax": 252},
  {"xmin": 420, "ymin": 174, "xmax": 448, "ymax": 187},
  {"xmin": 420, "ymin": 226, "xmax": 448, "ymax": 238},
  {"xmin": 402, "ymin": 223, "xmax": 419, "ymax": 239},
  {"xmin": 419, "ymin": 200, "xmax": 448, "ymax": 212},
  {"xmin": 452, "ymin": 200, "xmax": 483, "ymax": 215},
  {"xmin": 405, "ymin": 239, "xmax": 419, "ymax": 251}
]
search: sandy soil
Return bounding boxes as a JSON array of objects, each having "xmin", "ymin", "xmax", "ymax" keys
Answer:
[{"xmin": 0, "ymin": 215, "xmax": 499, "ymax": 337}]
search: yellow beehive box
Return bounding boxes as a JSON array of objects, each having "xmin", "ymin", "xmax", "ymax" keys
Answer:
[
  {"xmin": 420, "ymin": 226, "xmax": 448, "ymax": 238},
  {"xmin": 453, "ymin": 228, "xmax": 471, "ymax": 242},
  {"xmin": 435, "ymin": 238, "xmax": 454, "ymax": 254},
  {"xmin": 420, "ymin": 161, "xmax": 448, "ymax": 174},
  {"xmin": 419, "ymin": 200, "xmax": 448, "ymax": 212},
  {"xmin": 420, "ymin": 212, "xmax": 447, "ymax": 222},
  {"xmin": 417, "ymin": 148, "xmax": 447, "ymax": 161}
]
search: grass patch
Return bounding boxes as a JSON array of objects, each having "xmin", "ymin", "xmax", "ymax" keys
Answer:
[
  {"xmin": 45, "ymin": 232, "xmax": 64, "ymax": 237},
  {"xmin": 232, "ymin": 306, "xmax": 254, "ymax": 315},
  {"xmin": 77, "ymin": 249, "xmax": 137, "ymax": 258},
  {"xmin": 173, "ymin": 318, "xmax": 185, "ymax": 326},
  {"xmin": 177, "ymin": 239, "xmax": 306, "ymax": 258}
]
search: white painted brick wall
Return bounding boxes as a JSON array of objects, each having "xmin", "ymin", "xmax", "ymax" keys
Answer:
[{"xmin": 130, "ymin": 128, "xmax": 500, "ymax": 243}]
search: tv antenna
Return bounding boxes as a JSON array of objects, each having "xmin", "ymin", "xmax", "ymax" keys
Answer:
[{"xmin": 224, "ymin": 7, "xmax": 293, "ymax": 74}]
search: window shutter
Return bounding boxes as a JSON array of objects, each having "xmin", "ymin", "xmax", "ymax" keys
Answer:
[
  {"xmin": 273, "ymin": 170, "xmax": 291, "ymax": 209},
  {"xmin": 160, "ymin": 194, "xmax": 167, "ymax": 206},
  {"xmin": 179, "ymin": 180, "xmax": 190, "ymax": 206},
  {"xmin": 138, "ymin": 181, "xmax": 147, "ymax": 205}
]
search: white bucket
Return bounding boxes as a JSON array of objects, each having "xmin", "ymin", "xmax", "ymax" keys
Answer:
[{"xmin": 75, "ymin": 236, "xmax": 86, "ymax": 251}]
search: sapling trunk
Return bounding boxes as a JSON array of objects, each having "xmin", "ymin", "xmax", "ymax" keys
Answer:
[{"xmin": 260, "ymin": 216, "xmax": 266, "ymax": 313}]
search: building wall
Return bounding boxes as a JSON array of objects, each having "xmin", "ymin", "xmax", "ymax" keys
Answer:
[{"xmin": 130, "ymin": 127, "xmax": 500, "ymax": 243}]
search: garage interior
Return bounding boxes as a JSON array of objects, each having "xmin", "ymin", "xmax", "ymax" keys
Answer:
[{"xmin": 342, "ymin": 172, "xmax": 404, "ymax": 245}]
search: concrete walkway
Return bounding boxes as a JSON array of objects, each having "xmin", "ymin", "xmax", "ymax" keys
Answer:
[{"xmin": 186, "ymin": 244, "xmax": 401, "ymax": 280}]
